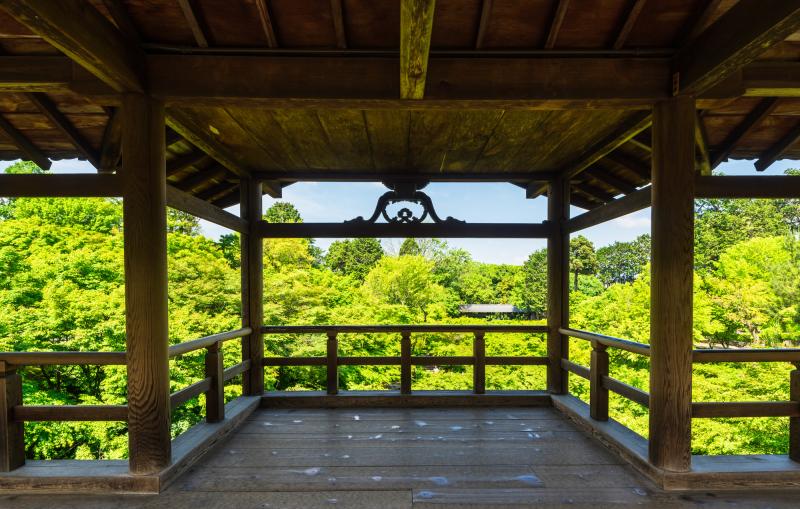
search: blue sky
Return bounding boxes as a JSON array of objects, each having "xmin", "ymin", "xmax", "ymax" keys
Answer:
[{"xmin": 9, "ymin": 157, "xmax": 798, "ymax": 265}]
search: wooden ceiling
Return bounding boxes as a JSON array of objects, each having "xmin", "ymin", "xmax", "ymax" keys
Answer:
[{"xmin": 0, "ymin": 1, "xmax": 799, "ymax": 210}]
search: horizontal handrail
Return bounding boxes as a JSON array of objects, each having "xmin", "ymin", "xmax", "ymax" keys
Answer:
[
  {"xmin": 223, "ymin": 359, "xmax": 251, "ymax": 382},
  {"xmin": 693, "ymin": 348, "xmax": 800, "ymax": 363},
  {"xmin": 562, "ymin": 359, "xmax": 590, "ymax": 379},
  {"xmin": 263, "ymin": 324, "xmax": 547, "ymax": 334},
  {"xmin": 693, "ymin": 401, "xmax": 800, "ymax": 418},
  {"xmin": 0, "ymin": 351, "xmax": 126, "ymax": 366},
  {"xmin": 264, "ymin": 355, "xmax": 549, "ymax": 367},
  {"xmin": 170, "ymin": 378, "xmax": 212, "ymax": 410},
  {"xmin": 169, "ymin": 327, "xmax": 252, "ymax": 358},
  {"xmin": 560, "ymin": 328, "xmax": 651, "ymax": 357},
  {"xmin": 13, "ymin": 405, "xmax": 128, "ymax": 422},
  {"xmin": 603, "ymin": 376, "xmax": 650, "ymax": 408}
]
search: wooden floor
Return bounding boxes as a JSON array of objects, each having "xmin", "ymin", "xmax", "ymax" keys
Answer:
[{"xmin": 3, "ymin": 407, "xmax": 800, "ymax": 508}]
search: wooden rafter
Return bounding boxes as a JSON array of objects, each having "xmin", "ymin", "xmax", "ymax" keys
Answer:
[
  {"xmin": 564, "ymin": 113, "xmax": 652, "ymax": 180},
  {"xmin": 586, "ymin": 166, "xmax": 637, "ymax": 195},
  {"xmin": 572, "ymin": 181, "xmax": 616, "ymax": 202},
  {"xmin": 330, "ymin": 0, "xmax": 347, "ymax": 49},
  {"xmin": 98, "ymin": 107, "xmax": 122, "ymax": 173},
  {"xmin": 672, "ymin": 0, "xmax": 800, "ymax": 96},
  {"xmin": 0, "ymin": 113, "xmax": 51, "ymax": 170},
  {"xmin": 545, "ymin": 0, "xmax": 570, "ymax": 49},
  {"xmin": 605, "ymin": 150, "xmax": 650, "ymax": 181},
  {"xmin": 680, "ymin": 0, "xmax": 724, "ymax": 45},
  {"xmin": 166, "ymin": 184, "xmax": 246, "ymax": 232},
  {"xmin": 254, "ymin": 0, "xmax": 278, "ymax": 47},
  {"xmin": 695, "ymin": 112, "xmax": 711, "ymax": 175},
  {"xmin": 177, "ymin": 0, "xmax": 210, "ymax": 48},
  {"xmin": 0, "ymin": 0, "xmax": 144, "ymax": 92},
  {"xmin": 166, "ymin": 151, "xmax": 209, "ymax": 177},
  {"xmin": 754, "ymin": 121, "xmax": 800, "ymax": 172},
  {"xmin": 613, "ymin": 0, "xmax": 646, "ymax": 49},
  {"xmin": 211, "ymin": 187, "xmax": 241, "ymax": 208},
  {"xmin": 475, "ymin": 0, "xmax": 493, "ymax": 49},
  {"xmin": 197, "ymin": 180, "xmax": 237, "ymax": 202},
  {"xmin": 27, "ymin": 92, "xmax": 100, "ymax": 168},
  {"xmin": 165, "ymin": 128, "xmax": 183, "ymax": 148},
  {"xmin": 400, "ymin": 0, "xmax": 436, "ymax": 99},
  {"xmin": 175, "ymin": 165, "xmax": 227, "ymax": 193},
  {"xmin": 569, "ymin": 192, "xmax": 602, "ymax": 210},
  {"xmin": 711, "ymin": 97, "xmax": 778, "ymax": 168},
  {"xmin": 100, "ymin": 0, "xmax": 140, "ymax": 42}
]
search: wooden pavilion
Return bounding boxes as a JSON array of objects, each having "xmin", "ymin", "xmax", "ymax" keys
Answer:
[{"xmin": 1, "ymin": 0, "xmax": 800, "ymax": 505}]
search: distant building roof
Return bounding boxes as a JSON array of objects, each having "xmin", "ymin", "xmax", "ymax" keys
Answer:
[{"xmin": 458, "ymin": 304, "xmax": 523, "ymax": 314}]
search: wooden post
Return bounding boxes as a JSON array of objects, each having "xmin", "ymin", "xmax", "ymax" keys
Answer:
[
  {"xmin": 240, "ymin": 178, "xmax": 264, "ymax": 396},
  {"xmin": 326, "ymin": 332, "xmax": 338, "ymax": 396},
  {"xmin": 205, "ymin": 342, "xmax": 224, "ymax": 423},
  {"xmin": 121, "ymin": 94, "xmax": 171, "ymax": 475},
  {"xmin": 0, "ymin": 361, "xmax": 24, "ymax": 472},
  {"xmin": 648, "ymin": 96, "xmax": 695, "ymax": 473},
  {"xmin": 590, "ymin": 341, "xmax": 609, "ymax": 421},
  {"xmin": 400, "ymin": 331, "xmax": 412, "ymax": 395},
  {"xmin": 547, "ymin": 175, "xmax": 570, "ymax": 394},
  {"xmin": 473, "ymin": 332, "xmax": 486, "ymax": 395},
  {"xmin": 790, "ymin": 362, "xmax": 799, "ymax": 462}
]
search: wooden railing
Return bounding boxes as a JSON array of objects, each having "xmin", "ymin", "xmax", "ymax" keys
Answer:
[
  {"xmin": 560, "ymin": 328, "xmax": 800, "ymax": 461},
  {"xmin": 0, "ymin": 327, "xmax": 251, "ymax": 472},
  {"xmin": 261, "ymin": 325, "xmax": 548, "ymax": 395}
]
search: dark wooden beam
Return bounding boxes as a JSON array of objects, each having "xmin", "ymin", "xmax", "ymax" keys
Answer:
[
  {"xmin": 572, "ymin": 181, "xmax": 617, "ymax": 203},
  {"xmin": 174, "ymin": 165, "xmax": 227, "ymax": 192},
  {"xmin": 605, "ymin": 151, "xmax": 650, "ymax": 181},
  {"xmin": 0, "ymin": 0, "xmax": 144, "ymax": 92},
  {"xmin": 711, "ymin": 98, "xmax": 778, "ymax": 168},
  {"xmin": 177, "ymin": 0, "xmax": 210, "ymax": 48},
  {"xmin": 166, "ymin": 151, "xmax": 209, "ymax": 177},
  {"xmin": 695, "ymin": 112, "xmax": 711, "ymax": 175},
  {"xmin": 566, "ymin": 186, "xmax": 651, "ymax": 233},
  {"xmin": 254, "ymin": 170, "xmax": 555, "ymax": 183},
  {"xmin": 257, "ymin": 221, "xmax": 555, "ymax": 239},
  {"xmin": 211, "ymin": 187, "xmax": 241, "ymax": 209},
  {"xmin": 475, "ymin": 0, "xmax": 493, "ymax": 49},
  {"xmin": 672, "ymin": 0, "xmax": 800, "ymax": 96},
  {"xmin": 167, "ymin": 110, "xmax": 251, "ymax": 178},
  {"xmin": 27, "ymin": 92, "xmax": 100, "ymax": 169},
  {"xmin": 754, "ymin": 122, "xmax": 800, "ymax": 172},
  {"xmin": 254, "ymin": 0, "xmax": 278, "ymax": 48},
  {"xmin": 0, "ymin": 56, "xmax": 77, "ymax": 91},
  {"xmin": 240, "ymin": 179, "xmax": 264, "ymax": 395},
  {"xmin": 545, "ymin": 0, "xmax": 570, "ymax": 49},
  {"xmin": 613, "ymin": 0, "xmax": 647, "ymax": 49},
  {"xmin": 586, "ymin": 167, "xmax": 637, "ymax": 195},
  {"xmin": 99, "ymin": 107, "xmax": 122, "ymax": 173},
  {"xmin": 680, "ymin": 0, "xmax": 724, "ymax": 44},
  {"xmin": 0, "ymin": 114, "xmax": 50, "ymax": 170},
  {"xmin": 400, "ymin": 0, "xmax": 436, "ymax": 99},
  {"xmin": 165, "ymin": 127, "xmax": 183, "ymax": 148},
  {"xmin": 331, "ymin": 0, "xmax": 347, "ymax": 49},
  {"xmin": 197, "ymin": 181, "xmax": 237, "ymax": 202},
  {"xmin": 546, "ymin": 176, "xmax": 570, "ymax": 394},
  {"xmin": 696, "ymin": 175, "xmax": 800, "ymax": 198},
  {"xmin": 166, "ymin": 185, "xmax": 246, "ymax": 233},
  {"xmin": 100, "ymin": 0, "xmax": 140, "ymax": 42},
  {"xmin": 568, "ymin": 193, "xmax": 601, "ymax": 210},
  {"xmin": 0, "ymin": 174, "xmax": 121, "ymax": 197}
]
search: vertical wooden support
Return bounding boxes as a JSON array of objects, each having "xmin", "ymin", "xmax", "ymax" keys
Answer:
[
  {"xmin": 205, "ymin": 342, "xmax": 224, "ymax": 423},
  {"xmin": 121, "ymin": 94, "xmax": 171, "ymax": 475},
  {"xmin": 648, "ymin": 96, "xmax": 695, "ymax": 473},
  {"xmin": 326, "ymin": 332, "xmax": 339, "ymax": 395},
  {"xmin": 0, "ymin": 361, "xmax": 24, "ymax": 472},
  {"xmin": 590, "ymin": 341, "xmax": 609, "ymax": 421},
  {"xmin": 790, "ymin": 363, "xmax": 799, "ymax": 462},
  {"xmin": 240, "ymin": 179, "xmax": 264, "ymax": 396},
  {"xmin": 547, "ymin": 175, "xmax": 570, "ymax": 394},
  {"xmin": 473, "ymin": 332, "xmax": 486, "ymax": 395},
  {"xmin": 400, "ymin": 331, "xmax": 412, "ymax": 395}
]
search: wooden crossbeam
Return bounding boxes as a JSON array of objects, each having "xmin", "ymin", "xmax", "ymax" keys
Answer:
[
  {"xmin": 545, "ymin": 0, "xmax": 570, "ymax": 49},
  {"xmin": 672, "ymin": 0, "xmax": 800, "ymax": 96},
  {"xmin": 0, "ymin": 113, "xmax": 50, "ymax": 170},
  {"xmin": 564, "ymin": 113, "xmax": 652, "ymax": 180},
  {"xmin": 166, "ymin": 184, "xmax": 246, "ymax": 233},
  {"xmin": 567, "ymin": 186, "xmax": 651, "ymax": 233},
  {"xmin": 98, "ymin": 107, "xmax": 122, "ymax": 173},
  {"xmin": 572, "ymin": 181, "xmax": 616, "ymax": 203},
  {"xmin": 255, "ymin": 170, "xmax": 555, "ymax": 183},
  {"xmin": 711, "ymin": 98, "xmax": 778, "ymax": 168},
  {"xmin": 680, "ymin": 0, "xmax": 724, "ymax": 44},
  {"xmin": 569, "ymin": 192, "xmax": 602, "ymax": 211},
  {"xmin": 27, "ymin": 92, "xmax": 100, "ymax": 169},
  {"xmin": 400, "ymin": 0, "xmax": 436, "ymax": 99},
  {"xmin": 605, "ymin": 150, "xmax": 650, "ymax": 181},
  {"xmin": 754, "ymin": 122, "xmax": 800, "ymax": 172},
  {"xmin": 0, "ymin": 0, "xmax": 144, "ymax": 92},
  {"xmin": 100, "ymin": 0, "xmax": 140, "ymax": 42},
  {"xmin": 475, "ymin": 0, "xmax": 493, "ymax": 49},
  {"xmin": 166, "ymin": 151, "xmax": 209, "ymax": 177},
  {"xmin": 586, "ymin": 167, "xmax": 637, "ymax": 195},
  {"xmin": 166, "ymin": 110, "xmax": 251, "ymax": 178},
  {"xmin": 197, "ymin": 181, "xmax": 237, "ymax": 202},
  {"xmin": 254, "ymin": 0, "xmax": 278, "ymax": 47},
  {"xmin": 0, "ymin": 173, "xmax": 121, "ymax": 197},
  {"xmin": 695, "ymin": 112, "xmax": 711, "ymax": 175},
  {"xmin": 175, "ymin": 165, "xmax": 227, "ymax": 193},
  {"xmin": 612, "ymin": 0, "xmax": 646, "ymax": 49},
  {"xmin": 257, "ymin": 221, "xmax": 554, "ymax": 239},
  {"xmin": 331, "ymin": 0, "xmax": 347, "ymax": 49},
  {"xmin": 177, "ymin": 0, "xmax": 210, "ymax": 48}
]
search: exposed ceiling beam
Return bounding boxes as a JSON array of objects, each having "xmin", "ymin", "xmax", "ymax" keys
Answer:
[
  {"xmin": 0, "ymin": 0, "xmax": 144, "ymax": 92},
  {"xmin": 331, "ymin": 0, "xmax": 347, "ymax": 49},
  {"xmin": 166, "ymin": 151, "xmax": 209, "ymax": 177},
  {"xmin": 177, "ymin": 0, "xmax": 210, "ymax": 48},
  {"xmin": 545, "ymin": 0, "xmax": 570, "ymax": 49},
  {"xmin": 255, "ymin": 170, "xmax": 555, "ymax": 183},
  {"xmin": 0, "ymin": 113, "xmax": 51, "ymax": 170},
  {"xmin": 586, "ymin": 167, "xmax": 637, "ymax": 195},
  {"xmin": 175, "ymin": 165, "xmax": 227, "ymax": 193},
  {"xmin": 254, "ymin": 0, "xmax": 278, "ymax": 48},
  {"xmin": 197, "ymin": 181, "xmax": 237, "ymax": 202},
  {"xmin": 672, "ymin": 0, "xmax": 800, "ymax": 96},
  {"xmin": 475, "ymin": 0, "xmax": 493, "ymax": 49},
  {"xmin": 569, "ymin": 192, "xmax": 602, "ymax": 211},
  {"xmin": 695, "ymin": 112, "xmax": 711, "ymax": 176},
  {"xmin": 711, "ymin": 97, "xmax": 778, "ymax": 168},
  {"xmin": 98, "ymin": 107, "xmax": 122, "ymax": 173},
  {"xmin": 754, "ymin": 121, "xmax": 800, "ymax": 172},
  {"xmin": 612, "ymin": 0, "xmax": 646, "ymax": 49},
  {"xmin": 400, "ymin": 0, "xmax": 436, "ymax": 99},
  {"xmin": 572, "ymin": 181, "xmax": 616, "ymax": 203},
  {"xmin": 100, "ymin": 0, "xmax": 140, "ymax": 42},
  {"xmin": 27, "ymin": 92, "xmax": 100, "ymax": 168},
  {"xmin": 605, "ymin": 150, "xmax": 650, "ymax": 181},
  {"xmin": 680, "ymin": 0, "xmax": 724, "ymax": 45}
]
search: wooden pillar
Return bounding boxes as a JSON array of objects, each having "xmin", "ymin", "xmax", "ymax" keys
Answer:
[
  {"xmin": 326, "ymin": 332, "xmax": 339, "ymax": 396},
  {"xmin": 0, "ymin": 361, "xmax": 24, "ymax": 472},
  {"xmin": 400, "ymin": 331, "xmax": 412, "ymax": 395},
  {"xmin": 473, "ymin": 332, "xmax": 486, "ymax": 395},
  {"xmin": 790, "ymin": 363, "xmax": 799, "ymax": 462},
  {"xmin": 121, "ymin": 94, "xmax": 171, "ymax": 475},
  {"xmin": 240, "ymin": 179, "xmax": 264, "ymax": 396},
  {"xmin": 547, "ymin": 176, "xmax": 570, "ymax": 394},
  {"xmin": 204, "ymin": 342, "xmax": 224, "ymax": 423},
  {"xmin": 590, "ymin": 342, "xmax": 609, "ymax": 421},
  {"xmin": 648, "ymin": 96, "xmax": 695, "ymax": 473}
]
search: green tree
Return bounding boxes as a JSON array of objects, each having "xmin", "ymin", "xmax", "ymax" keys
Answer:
[
  {"xmin": 325, "ymin": 238, "xmax": 384, "ymax": 281},
  {"xmin": 264, "ymin": 201, "xmax": 302, "ymax": 223},
  {"xmin": 398, "ymin": 238, "xmax": 420, "ymax": 256},
  {"xmin": 596, "ymin": 234, "xmax": 650, "ymax": 287},
  {"xmin": 518, "ymin": 248, "xmax": 547, "ymax": 318},
  {"xmin": 569, "ymin": 235, "xmax": 598, "ymax": 290},
  {"xmin": 363, "ymin": 255, "xmax": 446, "ymax": 322}
]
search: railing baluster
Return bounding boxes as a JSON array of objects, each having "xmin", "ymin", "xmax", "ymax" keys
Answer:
[
  {"xmin": 590, "ymin": 340, "xmax": 609, "ymax": 421},
  {"xmin": 473, "ymin": 332, "xmax": 486, "ymax": 395},
  {"xmin": 205, "ymin": 342, "xmax": 224, "ymax": 423},
  {"xmin": 0, "ymin": 361, "xmax": 24, "ymax": 471},
  {"xmin": 326, "ymin": 332, "xmax": 338, "ymax": 395},
  {"xmin": 401, "ymin": 331, "xmax": 412, "ymax": 395},
  {"xmin": 791, "ymin": 362, "xmax": 799, "ymax": 462}
]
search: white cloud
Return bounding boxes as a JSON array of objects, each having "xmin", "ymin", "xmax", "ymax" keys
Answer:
[{"xmin": 612, "ymin": 213, "xmax": 651, "ymax": 229}]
